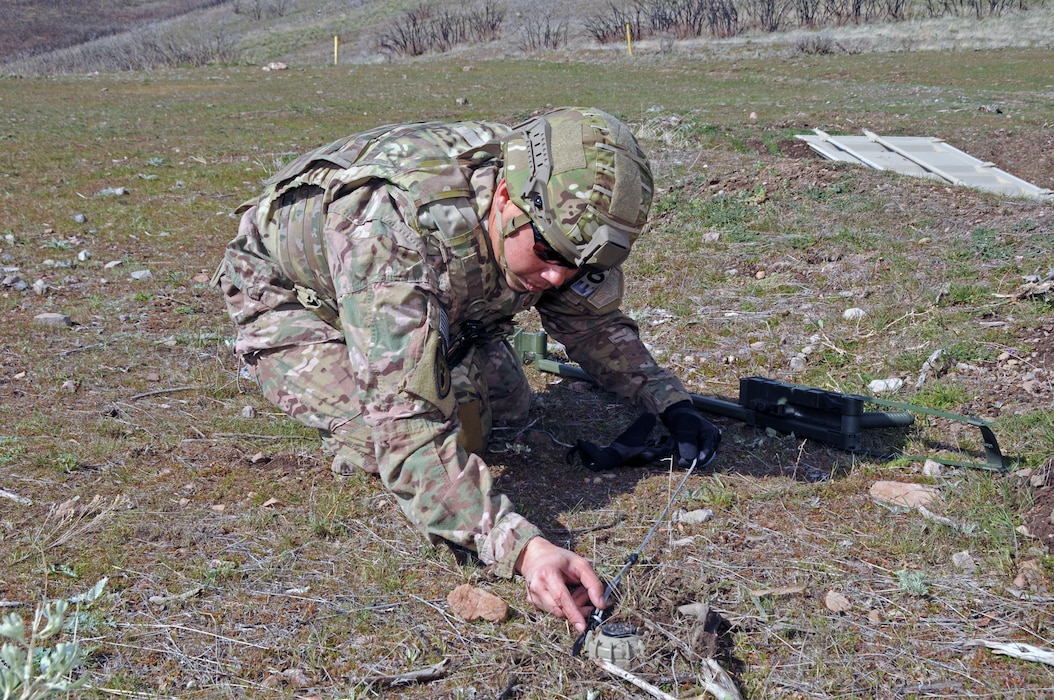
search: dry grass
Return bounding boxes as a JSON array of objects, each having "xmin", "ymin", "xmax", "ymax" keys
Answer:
[{"xmin": 0, "ymin": 40, "xmax": 1053, "ymax": 700}]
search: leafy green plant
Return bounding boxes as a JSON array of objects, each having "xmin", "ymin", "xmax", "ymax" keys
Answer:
[
  {"xmin": 0, "ymin": 438, "xmax": 25, "ymax": 468},
  {"xmin": 895, "ymin": 569, "xmax": 929, "ymax": 596},
  {"xmin": 54, "ymin": 453, "xmax": 79, "ymax": 474},
  {"xmin": 687, "ymin": 474, "xmax": 736, "ymax": 508},
  {"xmin": 0, "ymin": 579, "xmax": 106, "ymax": 700},
  {"xmin": 41, "ymin": 238, "xmax": 72, "ymax": 251}
]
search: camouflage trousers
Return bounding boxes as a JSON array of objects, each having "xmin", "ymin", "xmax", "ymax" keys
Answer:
[{"xmin": 244, "ymin": 333, "xmax": 531, "ymax": 475}]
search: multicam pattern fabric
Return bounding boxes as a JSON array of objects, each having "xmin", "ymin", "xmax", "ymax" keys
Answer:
[{"xmin": 215, "ymin": 119, "xmax": 690, "ymax": 577}]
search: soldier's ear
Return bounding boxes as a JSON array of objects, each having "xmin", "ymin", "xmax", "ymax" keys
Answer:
[{"xmin": 494, "ymin": 178, "xmax": 510, "ymax": 208}]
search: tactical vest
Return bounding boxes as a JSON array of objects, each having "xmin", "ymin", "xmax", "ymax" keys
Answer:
[{"xmin": 240, "ymin": 121, "xmax": 520, "ymax": 345}]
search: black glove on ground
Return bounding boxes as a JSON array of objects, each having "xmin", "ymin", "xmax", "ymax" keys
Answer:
[
  {"xmin": 662, "ymin": 400, "xmax": 721, "ymax": 469},
  {"xmin": 567, "ymin": 413, "xmax": 673, "ymax": 472}
]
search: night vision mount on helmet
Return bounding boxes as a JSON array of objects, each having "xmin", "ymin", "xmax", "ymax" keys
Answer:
[{"xmin": 502, "ymin": 107, "xmax": 654, "ymax": 271}]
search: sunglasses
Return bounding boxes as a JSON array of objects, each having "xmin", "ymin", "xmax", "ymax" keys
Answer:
[{"xmin": 530, "ymin": 222, "xmax": 577, "ymax": 269}]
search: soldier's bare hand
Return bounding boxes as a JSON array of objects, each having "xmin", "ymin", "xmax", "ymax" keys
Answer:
[{"xmin": 516, "ymin": 537, "xmax": 605, "ymax": 633}]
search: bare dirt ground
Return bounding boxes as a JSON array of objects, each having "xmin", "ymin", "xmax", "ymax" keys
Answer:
[{"xmin": 720, "ymin": 130, "xmax": 1054, "ymax": 549}]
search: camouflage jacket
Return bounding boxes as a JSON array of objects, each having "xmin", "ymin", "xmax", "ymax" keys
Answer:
[{"xmin": 232, "ymin": 120, "xmax": 690, "ymax": 575}]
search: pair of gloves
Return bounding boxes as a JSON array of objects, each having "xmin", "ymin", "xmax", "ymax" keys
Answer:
[{"xmin": 568, "ymin": 400, "xmax": 721, "ymax": 472}]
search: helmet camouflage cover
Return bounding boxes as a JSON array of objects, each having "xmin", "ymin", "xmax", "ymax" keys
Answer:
[{"xmin": 502, "ymin": 107, "xmax": 654, "ymax": 271}]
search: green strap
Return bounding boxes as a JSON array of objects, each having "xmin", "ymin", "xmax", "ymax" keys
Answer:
[{"xmin": 864, "ymin": 396, "xmax": 1007, "ymax": 472}]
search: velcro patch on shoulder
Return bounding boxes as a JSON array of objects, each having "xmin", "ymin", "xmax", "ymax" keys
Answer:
[
  {"xmin": 569, "ymin": 268, "xmax": 623, "ymax": 312},
  {"xmin": 406, "ymin": 330, "xmax": 456, "ymax": 415}
]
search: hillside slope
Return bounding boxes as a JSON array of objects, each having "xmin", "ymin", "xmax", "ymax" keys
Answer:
[
  {"xmin": 0, "ymin": 0, "xmax": 230, "ymax": 61},
  {"xmin": 4, "ymin": 0, "xmax": 1053, "ymax": 75}
]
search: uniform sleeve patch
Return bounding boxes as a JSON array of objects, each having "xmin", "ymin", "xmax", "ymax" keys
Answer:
[{"xmin": 569, "ymin": 268, "xmax": 622, "ymax": 312}]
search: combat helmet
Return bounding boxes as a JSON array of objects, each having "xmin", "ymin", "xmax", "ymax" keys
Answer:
[{"xmin": 501, "ymin": 107, "xmax": 653, "ymax": 271}]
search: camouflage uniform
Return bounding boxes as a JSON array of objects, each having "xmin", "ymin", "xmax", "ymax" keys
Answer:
[{"xmin": 214, "ymin": 119, "xmax": 690, "ymax": 577}]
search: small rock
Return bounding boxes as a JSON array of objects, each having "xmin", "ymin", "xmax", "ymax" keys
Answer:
[
  {"xmin": 2, "ymin": 275, "xmax": 27, "ymax": 292},
  {"xmin": 61, "ymin": 380, "xmax": 78, "ymax": 393},
  {"xmin": 922, "ymin": 459, "xmax": 943, "ymax": 477},
  {"xmin": 789, "ymin": 355, "xmax": 807, "ymax": 371},
  {"xmin": 868, "ymin": 378, "xmax": 903, "ymax": 394},
  {"xmin": 867, "ymin": 609, "xmax": 883, "ymax": 624},
  {"xmin": 241, "ymin": 405, "xmax": 257, "ymax": 419},
  {"xmin": 755, "ymin": 270, "xmax": 766, "ymax": 279},
  {"xmin": 34, "ymin": 312, "xmax": 73, "ymax": 327},
  {"xmin": 843, "ymin": 307, "xmax": 867, "ymax": 321},
  {"xmin": 73, "ymin": 213, "xmax": 88, "ymax": 223},
  {"xmin": 673, "ymin": 508, "xmax": 714, "ymax": 525},
  {"xmin": 32, "ymin": 279, "xmax": 47, "ymax": 295},
  {"xmin": 77, "ymin": 250, "xmax": 91, "ymax": 262},
  {"xmin": 1022, "ymin": 377, "xmax": 1043, "ymax": 394},
  {"xmin": 96, "ymin": 186, "xmax": 129, "ymax": 197},
  {"xmin": 104, "ymin": 260, "xmax": 123, "ymax": 269},
  {"xmin": 1012, "ymin": 559, "xmax": 1044, "ymax": 591},
  {"xmin": 281, "ymin": 668, "xmax": 313, "ymax": 688},
  {"xmin": 130, "ymin": 269, "xmax": 153, "ymax": 280},
  {"xmin": 677, "ymin": 601, "xmax": 710, "ymax": 619},
  {"xmin": 447, "ymin": 583, "xmax": 509, "ymax": 622},
  {"xmin": 952, "ymin": 550, "xmax": 976, "ymax": 573},
  {"xmin": 869, "ymin": 480, "xmax": 942, "ymax": 509}
]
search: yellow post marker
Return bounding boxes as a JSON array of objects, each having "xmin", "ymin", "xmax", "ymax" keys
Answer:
[
  {"xmin": 625, "ymin": 23, "xmax": 633, "ymax": 55},
  {"xmin": 333, "ymin": 36, "xmax": 339, "ymax": 66}
]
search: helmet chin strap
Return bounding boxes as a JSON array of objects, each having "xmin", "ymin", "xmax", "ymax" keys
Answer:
[
  {"xmin": 487, "ymin": 193, "xmax": 527, "ymax": 284},
  {"xmin": 502, "ymin": 211, "xmax": 532, "ymax": 240}
]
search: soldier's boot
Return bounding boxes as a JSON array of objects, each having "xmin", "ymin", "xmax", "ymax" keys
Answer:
[{"xmin": 319, "ymin": 426, "xmax": 379, "ymax": 476}]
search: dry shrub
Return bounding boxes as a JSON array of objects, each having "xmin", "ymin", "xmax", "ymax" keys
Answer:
[{"xmin": 375, "ymin": 0, "xmax": 506, "ymax": 59}]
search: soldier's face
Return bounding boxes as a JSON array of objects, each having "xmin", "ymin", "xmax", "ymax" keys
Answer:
[
  {"xmin": 502, "ymin": 224, "xmax": 580, "ymax": 293},
  {"xmin": 491, "ymin": 180, "xmax": 579, "ymax": 293}
]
